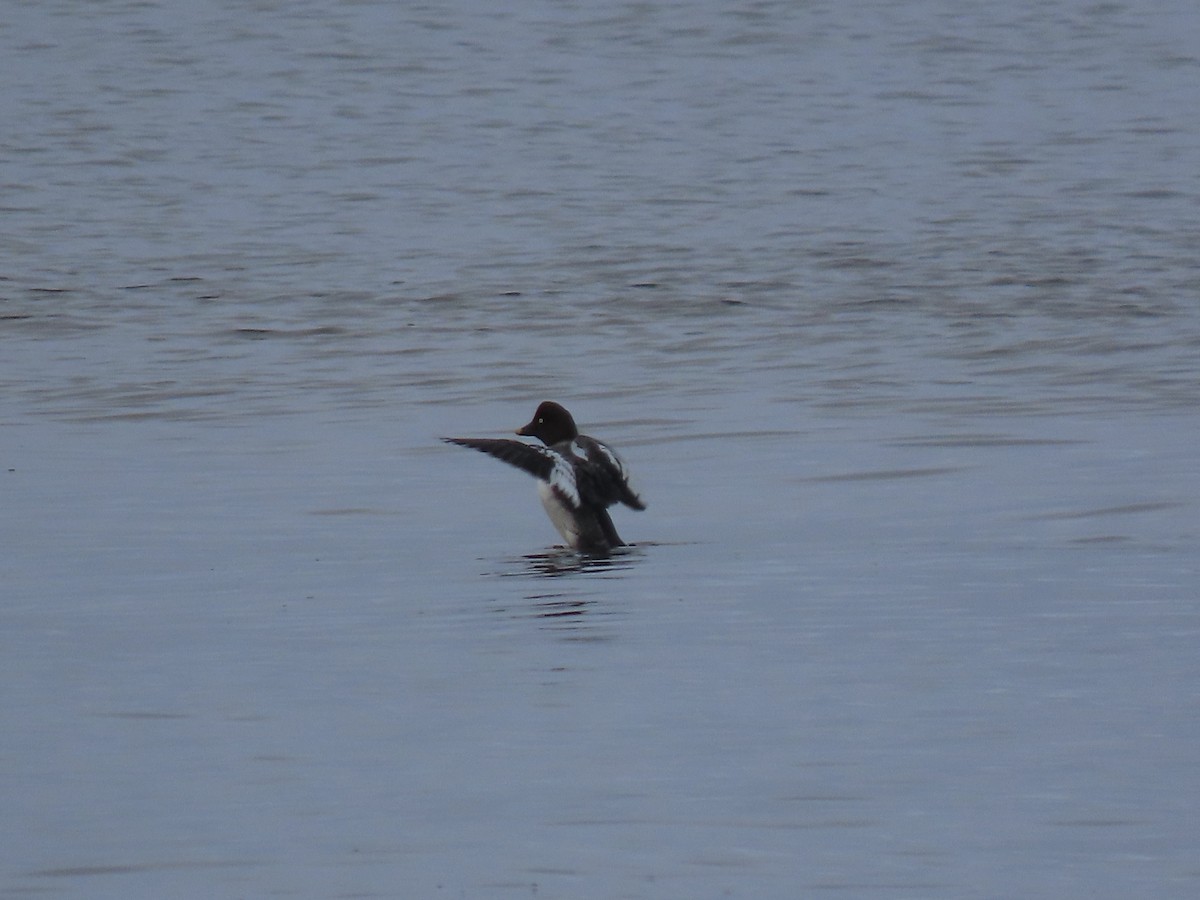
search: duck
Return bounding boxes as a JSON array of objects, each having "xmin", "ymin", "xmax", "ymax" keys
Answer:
[{"xmin": 444, "ymin": 401, "xmax": 645, "ymax": 554}]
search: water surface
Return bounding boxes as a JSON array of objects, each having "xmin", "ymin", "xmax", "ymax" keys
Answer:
[{"xmin": 3, "ymin": 1, "xmax": 1199, "ymax": 897}]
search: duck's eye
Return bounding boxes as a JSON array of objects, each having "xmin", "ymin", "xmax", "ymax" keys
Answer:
[{"xmin": 538, "ymin": 417, "xmax": 544, "ymax": 424}]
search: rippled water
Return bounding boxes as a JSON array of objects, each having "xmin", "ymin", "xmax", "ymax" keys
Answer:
[{"xmin": 3, "ymin": 1, "xmax": 1199, "ymax": 897}]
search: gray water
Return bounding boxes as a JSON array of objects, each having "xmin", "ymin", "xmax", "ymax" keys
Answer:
[{"xmin": 3, "ymin": 1, "xmax": 1199, "ymax": 898}]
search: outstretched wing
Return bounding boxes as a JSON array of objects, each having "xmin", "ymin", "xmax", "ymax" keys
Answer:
[
  {"xmin": 442, "ymin": 437, "xmax": 580, "ymax": 508},
  {"xmin": 572, "ymin": 437, "xmax": 646, "ymax": 511}
]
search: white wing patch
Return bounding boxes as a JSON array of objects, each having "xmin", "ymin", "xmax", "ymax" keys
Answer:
[
  {"xmin": 547, "ymin": 450, "xmax": 580, "ymax": 508},
  {"xmin": 591, "ymin": 440, "xmax": 628, "ymax": 479}
]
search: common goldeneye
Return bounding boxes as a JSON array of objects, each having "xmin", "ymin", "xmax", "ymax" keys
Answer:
[{"xmin": 444, "ymin": 401, "xmax": 645, "ymax": 554}]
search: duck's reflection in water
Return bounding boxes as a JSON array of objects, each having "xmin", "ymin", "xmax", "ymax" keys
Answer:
[
  {"xmin": 507, "ymin": 544, "xmax": 644, "ymax": 578},
  {"xmin": 482, "ymin": 545, "xmax": 647, "ymax": 637}
]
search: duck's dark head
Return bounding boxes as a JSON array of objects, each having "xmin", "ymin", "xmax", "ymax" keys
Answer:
[{"xmin": 516, "ymin": 401, "xmax": 578, "ymax": 445}]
